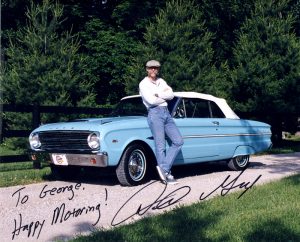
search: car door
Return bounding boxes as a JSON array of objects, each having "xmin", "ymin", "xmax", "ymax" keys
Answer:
[{"xmin": 173, "ymin": 98, "xmax": 223, "ymax": 164}]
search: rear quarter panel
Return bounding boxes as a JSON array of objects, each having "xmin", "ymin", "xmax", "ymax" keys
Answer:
[{"xmin": 217, "ymin": 119, "xmax": 272, "ymax": 159}]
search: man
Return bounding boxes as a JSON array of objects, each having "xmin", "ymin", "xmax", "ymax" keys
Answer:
[{"xmin": 139, "ymin": 60, "xmax": 183, "ymax": 184}]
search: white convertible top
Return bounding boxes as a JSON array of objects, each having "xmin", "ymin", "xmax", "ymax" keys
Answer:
[{"xmin": 122, "ymin": 92, "xmax": 240, "ymax": 119}]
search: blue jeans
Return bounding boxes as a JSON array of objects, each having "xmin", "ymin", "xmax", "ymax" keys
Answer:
[{"xmin": 147, "ymin": 106, "xmax": 184, "ymax": 174}]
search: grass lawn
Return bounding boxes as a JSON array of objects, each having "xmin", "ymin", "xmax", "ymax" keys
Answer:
[
  {"xmin": 0, "ymin": 161, "xmax": 52, "ymax": 187},
  {"xmin": 268, "ymin": 136, "xmax": 300, "ymax": 154},
  {"xmin": 0, "ymin": 144, "xmax": 24, "ymax": 156},
  {"xmin": 71, "ymin": 174, "xmax": 300, "ymax": 242}
]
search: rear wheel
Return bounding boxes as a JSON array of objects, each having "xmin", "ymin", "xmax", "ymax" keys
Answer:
[
  {"xmin": 116, "ymin": 144, "xmax": 149, "ymax": 186},
  {"xmin": 228, "ymin": 155, "xmax": 250, "ymax": 171}
]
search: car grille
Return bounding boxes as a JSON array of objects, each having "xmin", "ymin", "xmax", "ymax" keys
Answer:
[{"xmin": 39, "ymin": 130, "xmax": 94, "ymax": 152}]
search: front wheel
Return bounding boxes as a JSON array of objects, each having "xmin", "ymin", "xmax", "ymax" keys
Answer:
[
  {"xmin": 116, "ymin": 144, "xmax": 149, "ymax": 186},
  {"xmin": 227, "ymin": 155, "xmax": 250, "ymax": 171}
]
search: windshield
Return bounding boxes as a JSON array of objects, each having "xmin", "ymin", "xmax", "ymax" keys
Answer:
[{"xmin": 110, "ymin": 96, "xmax": 179, "ymax": 117}]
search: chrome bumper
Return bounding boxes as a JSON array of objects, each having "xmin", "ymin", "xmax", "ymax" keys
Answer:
[{"xmin": 49, "ymin": 152, "xmax": 108, "ymax": 167}]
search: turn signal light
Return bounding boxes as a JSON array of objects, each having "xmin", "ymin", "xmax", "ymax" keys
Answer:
[{"xmin": 90, "ymin": 158, "xmax": 97, "ymax": 165}]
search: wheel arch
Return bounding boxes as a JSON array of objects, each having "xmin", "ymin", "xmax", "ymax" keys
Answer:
[
  {"xmin": 233, "ymin": 145, "xmax": 256, "ymax": 158},
  {"xmin": 118, "ymin": 140, "xmax": 156, "ymax": 166}
]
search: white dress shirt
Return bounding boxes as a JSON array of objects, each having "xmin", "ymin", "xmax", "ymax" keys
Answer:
[{"xmin": 139, "ymin": 77, "xmax": 174, "ymax": 109}]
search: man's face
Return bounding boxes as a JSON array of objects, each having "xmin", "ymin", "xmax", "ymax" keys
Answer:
[{"xmin": 147, "ymin": 66, "xmax": 159, "ymax": 79}]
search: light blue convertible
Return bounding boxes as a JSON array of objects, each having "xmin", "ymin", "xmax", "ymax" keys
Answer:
[{"xmin": 29, "ymin": 92, "xmax": 272, "ymax": 186}]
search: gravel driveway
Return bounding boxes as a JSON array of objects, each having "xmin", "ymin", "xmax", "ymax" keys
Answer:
[{"xmin": 1, "ymin": 152, "xmax": 300, "ymax": 242}]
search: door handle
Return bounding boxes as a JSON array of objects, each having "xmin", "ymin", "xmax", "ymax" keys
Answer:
[{"xmin": 212, "ymin": 121, "xmax": 220, "ymax": 126}]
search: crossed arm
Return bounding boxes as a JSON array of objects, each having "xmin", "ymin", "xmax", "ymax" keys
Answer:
[{"xmin": 139, "ymin": 80, "xmax": 174, "ymax": 106}]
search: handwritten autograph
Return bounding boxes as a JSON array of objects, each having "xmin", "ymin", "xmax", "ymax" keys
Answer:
[
  {"xmin": 12, "ymin": 214, "xmax": 45, "ymax": 240},
  {"xmin": 39, "ymin": 183, "xmax": 82, "ymax": 200},
  {"xmin": 51, "ymin": 202, "xmax": 102, "ymax": 226},
  {"xmin": 10, "ymin": 183, "xmax": 106, "ymax": 240},
  {"xmin": 111, "ymin": 181, "xmax": 191, "ymax": 226},
  {"xmin": 199, "ymin": 170, "xmax": 262, "ymax": 200},
  {"xmin": 9, "ymin": 170, "xmax": 262, "ymax": 240}
]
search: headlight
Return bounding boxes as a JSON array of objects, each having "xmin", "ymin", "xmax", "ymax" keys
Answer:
[
  {"xmin": 87, "ymin": 132, "xmax": 100, "ymax": 149},
  {"xmin": 29, "ymin": 133, "xmax": 41, "ymax": 149}
]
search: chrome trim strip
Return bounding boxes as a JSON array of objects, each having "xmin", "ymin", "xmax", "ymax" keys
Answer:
[{"xmin": 183, "ymin": 132, "xmax": 272, "ymax": 139}]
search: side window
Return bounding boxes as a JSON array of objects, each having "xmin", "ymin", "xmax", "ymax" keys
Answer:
[
  {"xmin": 210, "ymin": 101, "xmax": 225, "ymax": 118},
  {"xmin": 173, "ymin": 98, "xmax": 226, "ymax": 118},
  {"xmin": 174, "ymin": 99, "xmax": 186, "ymax": 118},
  {"xmin": 167, "ymin": 97, "xmax": 180, "ymax": 115},
  {"xmin": 184, "ymin": 98, "xmax": 211, "ymax": 118}
]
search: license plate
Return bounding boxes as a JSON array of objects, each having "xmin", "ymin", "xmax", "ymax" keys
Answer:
[{"xmin": 52, "ymin": 154, "xmax": 68, "ymax": 166}]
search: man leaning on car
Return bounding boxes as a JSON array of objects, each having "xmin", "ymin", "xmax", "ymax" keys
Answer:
[{"xmin": 139, "ymin": 60, "xmax": 184, "ymax": 185}]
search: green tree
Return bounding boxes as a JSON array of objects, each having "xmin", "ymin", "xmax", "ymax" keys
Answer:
[
  {"xmin": 111, "ymin": 0, "xmax": 166, "ymax": 39},
  {"xmin": 80, "ymin": 18, "xmax": 139, "ymax": 104},
  {"xmin": 2, "ymin": 0, "xmax": 96, "ymax": 137},
  {"xmin": 230, "ymin": 0, "xmax": 300, "ymax": 139},
  {"xmin": 197, "ymin": 0, "xmax": 255, "ymax": 66},
  {"xmin": 125, "ymin": 0, "xmax": 219, "ymax": 95},
  {"xmin": 3, "ymin": 0, "xmax": 96, "ymax": 107}
]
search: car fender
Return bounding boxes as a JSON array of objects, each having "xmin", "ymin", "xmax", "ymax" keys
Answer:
[
  {"xmin": 102, "ymin": 130, "xmax": 155, "ymax": 166},
  {"xmin": 120, "ymin": 139, "xmax": 156, "ymax": 161},
  {"xmin": 114, "ymin": 138, "xmax": 155, "ymax": 166},
  {"xmin": 232, "ymin": 145, "xmax": 256, "ymax": 157}
]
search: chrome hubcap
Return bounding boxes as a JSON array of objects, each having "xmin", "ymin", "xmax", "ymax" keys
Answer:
[
  {"xmin": 128, "ymin": 149, "xmax": 146, "ymax": 181},
  {"xmin": 236, "ymin": 155, "xmax": 249, "ymax": 167}
]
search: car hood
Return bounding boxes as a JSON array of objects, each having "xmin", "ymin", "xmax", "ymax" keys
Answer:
[{"xmin": 32, "ymin": 116, "xmax": 145, "ymax": 132}]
